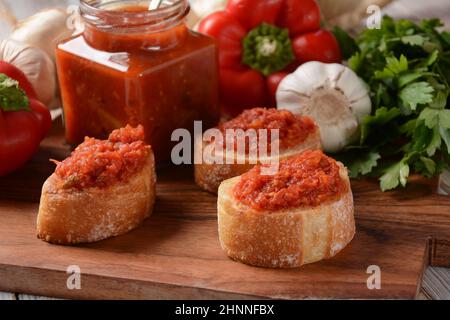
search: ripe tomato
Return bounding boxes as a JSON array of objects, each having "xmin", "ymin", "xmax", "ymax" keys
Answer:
[
  {"xmin": 198, "ymin": 11, "xmax": 247, "ymax": 69},
  {"xmin": 292, "ymin": 29, "xmax": 342, "ymax": 64},
  {"xmin": 267, "ymin": 72, "xmax": 289, "ymax": 106},
  {"xmin": 0, "ymin": 62, "xmax": 51, "ymax": 176},
  {"xmin": 220, "ymin": 69, "xmax": 268, "ymax": 117},
  {"xmin": 0, "ymin": 110, "xmax": 42, "ymax": 176},
  {"xmin": 226, "ymin": 0, "xmax": 284, "ymax": 30},
  {"xmin": 29, "ymin": 99, "xmax": 52, "ymax": 139},
  {"xmin": 279, "ymin": 0, "xmax": 321, "ymax": 35}
]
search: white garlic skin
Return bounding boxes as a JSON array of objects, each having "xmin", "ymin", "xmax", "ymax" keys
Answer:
[
  {"xmin": 277, "ymin": 62, "xmax": 372, "ymax": 153},
  {"xmin": 0, "ymin": 39, "xmax": 56, "ymax": 106},
  {"xmin": 10, "ymin": 8, "xmax": 73, "ymax": 61}
]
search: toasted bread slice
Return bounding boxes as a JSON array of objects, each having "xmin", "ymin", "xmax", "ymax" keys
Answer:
[
  {"xmin": 195, "ymin": 129, "xmax": 321, "ymax": 194},
  {"xmin": 37, "ymin": 155, "xmax": 156, "ymax": 245},
  {"xmin": 217, "ymin": 164, "xmax": 354, "ymax": 268}
]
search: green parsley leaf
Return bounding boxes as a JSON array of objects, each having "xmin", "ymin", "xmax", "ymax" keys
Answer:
[
  {"xmin": 360, "ymin": 107, "xmax": 401, "ymax": 144},
  {"xmin": 411, "ymin": 124, "xmax": 433, "ymax": 152},
  {"xmin": 427, "ymin": 76, "xmax": 448, "ymax": 92},
  {"xmin": 401, "ymin": 35, "xmax": 427, "ymax": 46},
  {"xmin": 399, "ymin": 82, "xmax": 435, "ymax": 110},
  {"xmin": 419, "ymin": 107, "xmax": 440, "ymax": 128},
  {"xmin": 441, "ymin": 31, "xmax": 450, "ymax": 46},
  {"xmin": 398, "ymin": 71, "xmax": 423, "ymax": 88},
  {"xmin": 375, "ymin": 55, "xmax": 408, "ymax": 79},
  {"xmin": 426, "ymin": 126, "xmax": 442, "ymax": 156},
  {"xmin": 374, "ymin": 83, "xmax": 391, "ymax": 108},
  {"xmin": 416, "ymin": 156, "xmax": 437, "ymax": 177},
  {"xmin": 399, "ymin": 119, "xmax": 417, "ymax": 137},
  {"xmin": 400, "ymin": 162, "xmax": 411, "ymax": 187},
  {"xmin": 394, "ymin": 19, "xmax": 416, "ymax": 36},
  {"xmin": 347, "ymin": 151, "xmax": 381, "ymax": 178},
  {"xmin": 424, "ymin": 50, "xmax": 440, "ymax": 67},
  {"xmin": 439, "ymin": 109, "xmax": 450, "ymax": 129},
  {"xmin": 380, "ymin": 161, "xmax": 410, "ymax": 191},
  {"xmin": 333, "ymin": 26, "xmax": 359, "ymax": 60},
  {"xmin": 348, "ymin": 52, "xmax": 363, "ymax": 72},
  {"xmin": 0, "ymin": 73, "xmax": 30, "ymax": 112},
  {"xmin": 420, "ymin": 19, "xmax": 443, "ymax": 31},
  {"xmin": 430, "ymin": 90, "xmax": 448, "ymax": 109},
  {"xmin": 387, "ymin": 55, "xmax": 409, "ymax": 73},
  {"xmin": 423, "ymin": 37, "xmax": 443, "ymax": 54},
  {"xmin": 440, "ymin": 128, "xmax": 450, "ymax": 154}
]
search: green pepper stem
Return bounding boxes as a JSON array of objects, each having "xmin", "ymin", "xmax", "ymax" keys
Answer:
[
  {"xmin": 242, "ymin": 23, "xmax": 295, "ymax": 76},
  {"xmin": 0, "ymin": 73, "xmax": 30, "ymax": 112}
]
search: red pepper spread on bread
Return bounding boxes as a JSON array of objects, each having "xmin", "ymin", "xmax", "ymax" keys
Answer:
[
  {"xmin": 233, "ymin": 150, "xmax": 345, "ymax": 211},
  {"xmin": 218, "ymin": 108, "xmax": 317, "ymax": 152},
  {"xmin": 54, "ymin": 125, "xmax": 150, "ymax": 189}
]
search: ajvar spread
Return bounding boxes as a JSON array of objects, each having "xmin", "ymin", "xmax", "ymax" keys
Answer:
[
  {"xmin": 218, "ymin": 108, "xmax": 317, "ymax": 152},
  {"xmin": 54, "ymin": 125, "xmax": 150, "ymax": 190},
  {"xmin": 233, "ymin": 150, "xmax": 346, "ymax": 211},
  {"xmin": 56, "ymin": 3, "xmax": 219, "ymax": 162}
]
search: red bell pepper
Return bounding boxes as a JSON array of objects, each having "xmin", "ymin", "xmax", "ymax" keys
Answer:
[
  {"xmin": 199, "ymin": 0, "xmax": 342, "ymax": 117},
  {"xmin": 0, "ymin": 62, "xmax": 51, "ymax": 176}
]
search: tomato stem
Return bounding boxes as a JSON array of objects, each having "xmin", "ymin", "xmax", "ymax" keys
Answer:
[{"xmin": 242, "ymin": 23, "xmax": 295, "ymax": 76}]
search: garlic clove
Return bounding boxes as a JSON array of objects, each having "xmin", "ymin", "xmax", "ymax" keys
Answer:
[
  {"xmin": 274, "ymin": 63, "xmax": 332, "ymax": 108},
  {"xmin": 274, "ymin": 88, "xmax": 308, "ymax": 114},
  {"xmin": 322, "ymin": 63, "xmax": 347, "ymax": 86},
  {"xmin": 349, "ymin": 94, "xmax": 372, "ymax": 123},
  {"xmin": 295, "ymin": 62, "xmax": 337, "ymax": 92},
  {"xmin": 335, "ymin": 67, "xmax": 370, "ymax": 103},
  {"xmin": 322, "ymin": 119, "xmax": 359, "ymax": 153}
]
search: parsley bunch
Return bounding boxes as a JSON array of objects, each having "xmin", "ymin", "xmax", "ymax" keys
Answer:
[{"xmin": 335, "ymin": 16, "xmax": 450, "ymax": 191}]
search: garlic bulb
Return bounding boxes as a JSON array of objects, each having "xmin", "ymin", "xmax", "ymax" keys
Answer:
[
  {"xmin": 10, "ymin": 8, "xmax": 72, "ymax": 61},
  {"xmin": 0, "ymin": 39, "xmax": 56, "ymax": 106},
  {"xmin": 277, "ymin": 62, "xmax": 372, "ymax": 153}
]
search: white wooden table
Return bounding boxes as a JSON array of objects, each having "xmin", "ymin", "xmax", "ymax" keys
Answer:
[{"xmin": 0, "ymin": 0, "xmax": 449, "ymax": 300}]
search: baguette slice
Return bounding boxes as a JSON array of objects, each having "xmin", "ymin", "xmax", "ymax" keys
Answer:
[
  {"xmin": 195, "ymin": 129, "xmax": 321, "ymax": 194},
  {"xmin": 37, "ymin": 155, "xmax": 156, "ymax": 245},
  {"xmin": 217, "ymin": 164, "xmax": 354, "ymax": 268}
]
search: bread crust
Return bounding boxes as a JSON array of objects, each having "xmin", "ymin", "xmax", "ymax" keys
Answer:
[
  {"xmin": 37, "ymin": 155, "xmax": 157, "ymax": 245},
  {"xmin": 217, "ymin": 164, "xmax": 354, "ymax": 268},
  {"xmin": 195, "ymin": 129, "xmax": 321, "ymax": 194}
]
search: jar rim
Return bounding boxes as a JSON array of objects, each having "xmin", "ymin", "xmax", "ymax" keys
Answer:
[{"xmin": 80, "ymin": 0, "xmax": 189, "ymax": 33}]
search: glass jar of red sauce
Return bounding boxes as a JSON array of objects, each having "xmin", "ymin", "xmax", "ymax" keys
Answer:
[{"xmin": 56, "ymin": 0, "xmax": 219, "ymax": 162}]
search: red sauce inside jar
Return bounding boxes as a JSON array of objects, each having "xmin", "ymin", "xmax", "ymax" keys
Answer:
[
  {"xmin": 54, "ymin": 125, "xmax": 150, "ymax": 190},
  {"xmin": 233, "ymin": 150, "xmax": 346, "ymax": 211},
  {"xmin": 217, "ymin": 108, "xmax": 317, "ymax": 152},
  {"xmin": 56, "ymin": 2, "xmax": 219, "ymax": 162}
]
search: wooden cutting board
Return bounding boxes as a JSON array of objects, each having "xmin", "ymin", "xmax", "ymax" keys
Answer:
[{"xmin": 1, "ymin": 122, "xmax": 450, "ymax": 300}]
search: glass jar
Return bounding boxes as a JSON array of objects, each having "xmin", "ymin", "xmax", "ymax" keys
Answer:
[{"xmin": 56, "ymin": 0, "xmax": 219, "ymax": 162}]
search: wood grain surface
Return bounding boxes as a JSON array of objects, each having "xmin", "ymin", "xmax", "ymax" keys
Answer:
[
  {"xmin": 0, "ymin": 0, "xmax": 450, "ymax": 300},
  {"xmin": 0, "ymin": 123, "xmax": 450, "ymax": 300}
]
